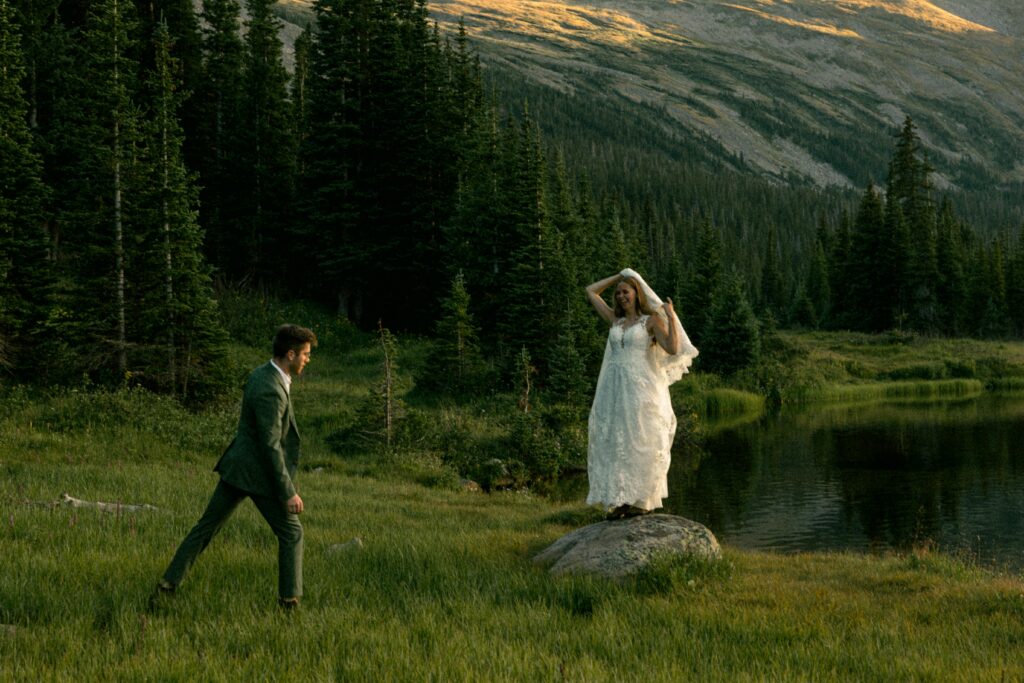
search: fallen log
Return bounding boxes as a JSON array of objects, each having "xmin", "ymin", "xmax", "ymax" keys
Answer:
[{"xmin": 58, "ymin": 493, "xmax": 158, "ymax": 513}]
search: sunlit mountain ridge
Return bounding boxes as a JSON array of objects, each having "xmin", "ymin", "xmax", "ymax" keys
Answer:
[{"xmin": 273, "ymin": 0, "xmax": 1024, "ymax": 195}]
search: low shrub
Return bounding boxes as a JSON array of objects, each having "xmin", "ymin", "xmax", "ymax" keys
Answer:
[
  {"xmin": 501, "ymin": 403, "xmax": 588, "ymax": 490},
  {"xmin": 944, "ymin": 359, "xmax": 976, "ymax": 378},
  {"xmin": 885, "ymin": 363, "xmax": 947, "ymax": 381},
  {"xmin": 215, "ymin": 284, "xmax": 363, "ymax": 354},
  {"xmin": 976, "ymin": 356, "xmax": 1024, "ymax": 379},
  {"xmin": 843, "ymin": 359, "xmax": 874, "ymax": 379}
]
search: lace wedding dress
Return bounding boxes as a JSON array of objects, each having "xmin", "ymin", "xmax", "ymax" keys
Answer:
[{"xmin": 586, "ymin": 315, "xmax": 679, "ymax": 511}]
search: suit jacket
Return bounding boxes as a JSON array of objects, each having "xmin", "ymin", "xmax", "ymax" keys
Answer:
[{"xmin": 215, "ymin": 361, "xmax": 301, "ymax": 501}]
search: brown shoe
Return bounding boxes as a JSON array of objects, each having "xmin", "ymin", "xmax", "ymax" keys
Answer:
[
  {"xmin": 606, "ymin": 505, "xmax": 628, "ymax": 520},
  {"xmin": 278, "ymin": 597, "xmax": 300, "ymax": 610}
]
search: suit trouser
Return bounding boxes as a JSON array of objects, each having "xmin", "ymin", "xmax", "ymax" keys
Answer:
[{"xmin": 162, "ymin": 479, "xmax": 303, "ymax": 598}]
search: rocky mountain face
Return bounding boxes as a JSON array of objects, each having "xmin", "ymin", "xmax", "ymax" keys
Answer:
[
  {"xmin": 426, "ymin": 0, "xmax": 1024, "ymax": 191},
  {"xmin": 274, "ymin": 1, "xmax": 1023, "ymax": 194}
]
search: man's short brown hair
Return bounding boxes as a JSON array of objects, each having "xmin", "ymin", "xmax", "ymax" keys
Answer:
[{"xmin": 273, "ymin": 324, "xmax": 318, "ymax": 358}]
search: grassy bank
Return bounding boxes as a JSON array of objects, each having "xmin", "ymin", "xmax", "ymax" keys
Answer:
[
  {"xmin": 3, "ymin": 314, "xmax": 1024, "ymax": 679},
  {"xmin": 773, "ymin": 330, "xmax": 1024, "ymax": 397},
  {"xmin": 3, "ymin": 460, "xmax": 1024, "ymax": 680},
  {"xmin": 667, "ymin": 329, "xmax": 1024, "ymax": 421}
]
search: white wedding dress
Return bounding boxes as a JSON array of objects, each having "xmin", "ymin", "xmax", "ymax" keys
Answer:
[{"xmin": 586, "ymin": 315, "xmax": 679, "ymax": 511}]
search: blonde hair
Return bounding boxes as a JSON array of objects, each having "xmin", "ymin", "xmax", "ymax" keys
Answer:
[{"xmin": 612, "ymin": 277, "xmax": 657, "ymax": 318}]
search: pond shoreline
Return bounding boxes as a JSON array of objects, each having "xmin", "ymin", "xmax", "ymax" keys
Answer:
[{"xmin": 671, "ymin": 392, "xmax": 1024, "ymax": 575}]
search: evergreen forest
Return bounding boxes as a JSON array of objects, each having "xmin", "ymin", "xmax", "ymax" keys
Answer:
[{"xmin": 2, "ymin": 0, "xmax": 1024, "ymax": 407}]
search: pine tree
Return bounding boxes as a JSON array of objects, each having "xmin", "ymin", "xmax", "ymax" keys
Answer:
[
  {"xmin": 887, "ymin": 117, "xmax": 938, "ymax": 332},
  {"xmin": 678, "ymin": 219, "xmax": 722, "ymax": 345},
  {"xmin": 848, "ymin": 182, "xmax": 894, "ymax": 331},
  {"xmin": 442, "ymin": 106, "xmax": 502, "ymax": 330},
  {"xmin": 449, "ymin": 20, "xmax": 486, "ymax": 137},
  {"xmin": 299, "ymin": 0, "xmax": 362, "ymax": 318},
  {"xmin": 194, "ymin": 0, "xmax": 246, "ymax": 278},
  {"xmin": 573, "ymin": 174, "xmax": 600, "ymax": 283},
  {"xmin": 1007, "ymin": 227, "xmax": 1024, "ymax": 337},
  {"xmin": 11, "ymin": 0, "xmax": 66, "ymax": 133},
  {"xmin": 51, "ymin": 0, "xmax": 143, "ymax": 382},
  {"xmin": 887, "ymin": 118, "xmax": 926, "ymax": 220},
  {"xmin": 882, "ymin": 197, "xmax": 910, "ymax": 329},
  {"xmin": 804, "ymin": 235, "xmax": 830, "ymax": 326},
  {"xmin": 977, "ymin": 238, "xmax": 1010, "ymax": 338},
  {"xmin": 335, "ymin": 320, "xmax": 406, "ymax": 454},
  {"xmin": 934, "ymin": 198, "xmax": 968, "ymax": 335},
  {"xmin": 788, "ymin": 287, "xmax": 817, "ymax": 329},
  {"xmin": 0, "ymin": 0, "xmax": 51, "ymax": 374},
  {"xmin": 499, "ymin": 111, "xmax": 555, "ymax": 368},
  {"xmin": 439, "ymin": 22, "xmax": 489, "ymax": 259},
  {"xmin": 291, "ymin": 22, "xmax": 313, "ymax": 178},
  {"xmin": 536, "ymin": 224, "xmax": 591, "ymax": 392},
  {"xmin": 548, "ymin": 151, "xmax": 586, "ymax": 270},
  {"xmin": 238, "ymin": 0, "xmax": 295, "ymax": 284},
  {"xmin": 132, "ymin": 0, "xmax": 204, "ymax": 172},
  {"xmin": 302, "ymin": 0, "xmax": 466, "ymax": 329},
  {"xmin": 598, "ymin": 203, "xmax": 634, "ymax": 276},
  {"xmin": 546, "ymin": 152, "xmax": 604, "ymax": 380},
  {"xmin": 421, "ymin": 271, "xmax": 484, "ymax": 394},
  {"xmin": 545, "ymin": 310, "xmax": 591, "ymax": 407},
  {"xmin": 135, "ymin": 19, "xmax": 227, "ymax": 397},
  {"xmin": 826, "ymin": 209, "xmax": 853, "ymax": 328},
  {"xmin": 700, "ymin": 273, "xmax": 760, "ymax": 375},
  {"xmin": 370, "ymin": 0, "xmax": 451, "ymax": 331},
  {"xmin": 758, "ymin": 225, "xmax": 785, "ymax": 319}
]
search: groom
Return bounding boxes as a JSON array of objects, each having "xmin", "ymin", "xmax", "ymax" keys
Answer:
[{"xmin": 156, "ymin": 324, "xmax": 317, "ymax": 608}]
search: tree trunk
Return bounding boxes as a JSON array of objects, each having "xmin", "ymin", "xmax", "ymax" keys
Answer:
[
  {"xmin": 162, "ymin": 89, "xmax": 176, "ymax": 390},
  {"xmin": 113, "ymin": 4, "xmax": 126, "ymax": 377}
]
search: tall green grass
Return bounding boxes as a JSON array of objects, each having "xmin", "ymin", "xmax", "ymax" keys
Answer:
[
  {"xmin": 2, "ymin": 456, "xmax": 1022, "ymax": 680},
  {"xmin": 794, "ymin": 378, "xmax": 985, "ymax": 405},
  {"xmin": 3, "ymin": 322, "xmax": 1024, "ymax": 679},
  {"xmin": 778, "ymin": 330, "xmax": 1024, "ymax": 382},
  {"xmin": 988, "ymin": 377, "xmax": 1024, "ymax": 394},
  {"xmin": 702, "ymin": 388, "xmax": 765, "ymax": 419}
]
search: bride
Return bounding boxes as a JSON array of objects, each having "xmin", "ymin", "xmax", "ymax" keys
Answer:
[{"xmin": 584, "ymin": 268, "xmax": 698, "ymax": 519}]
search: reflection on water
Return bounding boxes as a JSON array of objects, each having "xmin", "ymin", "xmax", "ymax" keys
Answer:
[{"xmin": 664, "ymin": 396, "xmax": 1024, "ymax": 572}]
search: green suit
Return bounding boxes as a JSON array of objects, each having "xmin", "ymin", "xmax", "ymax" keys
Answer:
[
  {"xmin": 163, "ymin": 361, "xmax": 303, "ymax": 599},
  {"xmin": 216, "ymin": 361, "xmax": 301, "ymax": 501}
]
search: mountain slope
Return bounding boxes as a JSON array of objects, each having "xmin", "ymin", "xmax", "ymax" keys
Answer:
[{"xmin": 419, "ymin": 0, "xmax": 1024, "ymax": 191}]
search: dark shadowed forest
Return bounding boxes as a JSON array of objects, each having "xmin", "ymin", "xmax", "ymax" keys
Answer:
[{"xmin": 2, "ymin": 0, "xmax": 1023, "ymax": 406}]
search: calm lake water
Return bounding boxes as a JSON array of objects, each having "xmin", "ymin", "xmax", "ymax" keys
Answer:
[{"xmin": 662, "ymin": 395, "xmax": 1024, "ymax": 572}]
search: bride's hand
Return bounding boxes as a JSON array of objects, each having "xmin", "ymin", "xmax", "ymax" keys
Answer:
[{"xmin": 662, "ymin": 298, "xmax": 675, "ymax": 317}]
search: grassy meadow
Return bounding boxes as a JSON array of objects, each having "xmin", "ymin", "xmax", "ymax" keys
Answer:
[{"xmin": 3, "ymin": 303, "xmax": 1024, "ymax": 680}]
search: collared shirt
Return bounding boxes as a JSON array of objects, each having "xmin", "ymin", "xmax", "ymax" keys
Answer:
[{"xmin": 270, "ymin": 358, "xmax": 292, "ymax": 394}]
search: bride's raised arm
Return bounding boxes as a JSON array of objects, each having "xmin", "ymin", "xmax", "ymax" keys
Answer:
[
  {"xmin": 648, "ymin": 299, "xmax": 681, "ymax": 355},
  {"xmin": 585, "ymin": 274, "xmax": 621, "ymax": 325}
]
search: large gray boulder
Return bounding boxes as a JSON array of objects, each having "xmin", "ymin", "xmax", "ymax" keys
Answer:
[{"xmin": 534, "ymin": 513, "xmax": 721, "ymax": 580}]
